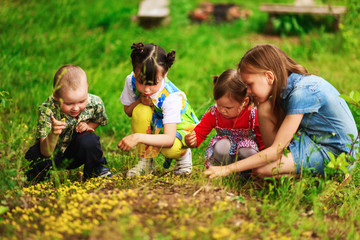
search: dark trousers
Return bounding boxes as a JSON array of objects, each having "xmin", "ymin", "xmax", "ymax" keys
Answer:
[{"xmin": 25, "ymin": 131, "xmax": 107, "ymax": 182}]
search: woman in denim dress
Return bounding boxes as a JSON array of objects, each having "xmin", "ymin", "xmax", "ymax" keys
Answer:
[{"xmin": 205, "ymin": 44, "xmax": 358, "ymax": 178}]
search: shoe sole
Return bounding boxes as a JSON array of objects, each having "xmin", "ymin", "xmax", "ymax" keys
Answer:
[
  {"xmin": 126, "ymin": 170, "xmax": 153, "ymax": 177},
  {"xmin": 99, "ymin": 172, "xmax": 112, "ymax": 178},
  {"xmin": 174, "ymin": 170, "xmax": 192, "ymax": 175}
]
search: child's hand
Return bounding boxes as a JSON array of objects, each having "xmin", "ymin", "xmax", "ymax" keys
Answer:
[
  {"xmin": 204, "ymin": 165, "xmax": 231, "ymax": 179},
  {"xmin": 185, "ymin": 131, "xmax": 197, "ymax": 148},
  {"xmin": 117, "ymin": 134, "xmax": 139, "ymax": 151},
  {"xmin": 50, "ymin": 116, "xmax": 66, "ymax": 135},
  {"xmin": 140, "ymin": 94, "xmax": 153, "ymax": 106},
  {"xmin": 76, "ymin": 122, "xmax": 95, "ymax": 133}
]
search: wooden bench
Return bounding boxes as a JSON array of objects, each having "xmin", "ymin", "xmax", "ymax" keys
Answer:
[
  {"xmin": 137, "ymin": 0, "xmax": 170, "ymax": 28},
  {"xmin": 260, "ymin": 0, "xmax": 347, "ymax": 32}
]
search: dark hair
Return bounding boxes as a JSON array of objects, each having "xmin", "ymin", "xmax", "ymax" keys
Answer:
[
  {"xmin": 130, "ymin": 42, "xmax": 175, "ymax": 85},
  {"xmin": 53, "ymin": 64, "xmax": 87, "ymax": 97},
  {"xmin": 213, "ymin": 69, "xmax": 247, "ymax": 103},
  {"xmin": 238, "ymin": 44, "xmax": 308, "ymax": 129}
]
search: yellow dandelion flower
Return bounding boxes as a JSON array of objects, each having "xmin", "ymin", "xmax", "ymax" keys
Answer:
[
  {"xmin": 22, "ymin": 215, "xmax": 29, "ymax": 221},
  {"xmin": 198, "ymin": 226, "xmax": 209, "ymax": 233},
  {"xmin": 212, "ymin": 227, "xmax": 232, "ymax": 239}
]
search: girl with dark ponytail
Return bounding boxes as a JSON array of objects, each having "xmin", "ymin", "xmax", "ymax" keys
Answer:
[{"xmin": 118, "ymin": 43, "xmax": 199, "ymax": 177}]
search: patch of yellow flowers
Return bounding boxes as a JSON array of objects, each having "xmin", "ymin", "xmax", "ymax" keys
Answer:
[
  {"xmin": 0, "ymin": 173, "xmax": 288, "ymax": 239},
  {"xmin": 1, "ymin": 175, "xmax": 136, "ymax": 239}
]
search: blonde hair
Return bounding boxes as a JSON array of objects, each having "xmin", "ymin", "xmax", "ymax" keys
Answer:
[
  {"xmin": 53, "ymin": 65, "xmax": 88, "ymax": 97},
  {"xmin": 238, "ymin": 44, "xmax": 308, "ymax": 129}
]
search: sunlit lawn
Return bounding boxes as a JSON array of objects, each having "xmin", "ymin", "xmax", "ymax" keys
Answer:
[{"xmin": 1, "ymin": 0, "xmax": 360, "ymax": 239}]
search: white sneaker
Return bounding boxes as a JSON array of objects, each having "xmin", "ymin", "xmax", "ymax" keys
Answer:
[
  {"xmin": 174, "ymin": 149, "xmax": 192, "ymax": 175},
  {"xmin": 127, "ymin": 158, "xmax": 153, "ymax": 177}
]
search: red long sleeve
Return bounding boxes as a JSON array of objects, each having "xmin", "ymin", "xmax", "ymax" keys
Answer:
[{"xmin": 194, "ymin": 106, "xmax": 264, "ymax": 150}]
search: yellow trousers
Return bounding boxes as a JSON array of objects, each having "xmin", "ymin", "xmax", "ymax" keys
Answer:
[{"xmin": 132, "ymin": 104, "xmax": 186, "ymax": 159}]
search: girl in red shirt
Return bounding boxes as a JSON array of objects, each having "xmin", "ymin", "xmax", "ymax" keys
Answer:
[{"xmin": 185, "ymin": 69, "xmax": 264, "ymax": 168}]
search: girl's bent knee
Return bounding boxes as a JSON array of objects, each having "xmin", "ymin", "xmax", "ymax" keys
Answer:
[
  {"xmin": 238, "ymin": 147, "xmax": 257, "ymax": 159},
  {"xmin": 252, "ymin": 167, "xmax": 270, "ymax": 178},
  {"xmin": 161, "ymin": 139, "xmax": 184, "ymax": 159},
  {"xmin": 214, "ymin": 139, "xmax": 231, "ymax": 153},
  {"xmin": 161, "ymin": 149, "xmax": 184, "ymax": 160},
  {"xmin": 132, "ymin": 104, "xmax": 153, "ymax": 122},
  {"xmin": 257, "ymin": 100, "xmax": 273, "ymax": 119},
  {"xmin": 213, "ymin": 139, "xmax": 232, "ymax": 164}
]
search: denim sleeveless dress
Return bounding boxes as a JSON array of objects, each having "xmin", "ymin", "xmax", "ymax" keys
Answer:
[{"xmin": 282, "ymin": 73, "xmax": 358, "ymax": 174}]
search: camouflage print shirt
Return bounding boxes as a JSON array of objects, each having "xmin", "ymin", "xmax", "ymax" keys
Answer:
[{"xmin": 36, "ymin": 93, "xmax": 108, "ymax": 154}]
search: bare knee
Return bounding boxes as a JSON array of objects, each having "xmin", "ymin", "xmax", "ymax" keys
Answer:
[
  {"xmin": 252, "ymin": 166, "xmax": 270, "ymax": 177},
  {"xmin": 257, "ymin": 100, "xmax": 273, "ymax": 120},
  {"xmin": 252, "ymin": 164, "xmax": 282, "ymax": 178},
  {"xmin": 257, "ymin": 100, "xmax": 278, "ymax": 147},
  {"xmin": 252, "ymin": 155, "xmax": 296, "ymax": 178}
]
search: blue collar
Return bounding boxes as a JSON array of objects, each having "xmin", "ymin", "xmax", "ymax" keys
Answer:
[{"xmin": 280, "ymin": 73, "xmax": 303, "ymax": 99}]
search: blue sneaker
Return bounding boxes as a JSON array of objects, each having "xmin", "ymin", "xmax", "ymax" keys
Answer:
[
  {"xmin": 163, "ymin": 158, "xmax": 172, "ymax": 169},
  {"xmin": 96, "ymin": 167, "xmax": 113, "ymax": 178},
  {"xmin": 85, "ymin": 166, "xmax": 112, "ymax": 179}
]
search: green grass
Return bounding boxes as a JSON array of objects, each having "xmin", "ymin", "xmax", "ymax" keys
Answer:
[{"xmin": 1, "ymin": 0, "xmax": 360, "ymax": 239}]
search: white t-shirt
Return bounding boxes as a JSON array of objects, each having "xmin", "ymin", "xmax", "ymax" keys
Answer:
[{"xmin": 120, "ymin": 72, "xmax": 183, "ymax": 124}]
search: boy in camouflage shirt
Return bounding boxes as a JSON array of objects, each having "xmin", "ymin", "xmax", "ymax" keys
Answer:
[{"xmin": 25, "ymin": 65, "xmax": 112, "ymax": 182}]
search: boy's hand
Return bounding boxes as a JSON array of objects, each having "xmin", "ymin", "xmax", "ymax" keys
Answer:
[
  {"xmin": 50, "ymin": 116, "xmax": 66, "ymax": 135},
  {"xmin": 76, "ymin": 122, "xmax": 95, "ymax": 133},
  {"xmin": 185, "ymin": 131, "xmax": 197, "ymax": 148},
  {"xmin": 204, "ymin": 165, "xmax": 231, "ymax": 179},
  {"xmin": 140, "ymin": 94, "xmax": 153, "ymax": 106},
  {"xmin": 117, "ymin": 134, "xmax": 139, "ymax": 151}
]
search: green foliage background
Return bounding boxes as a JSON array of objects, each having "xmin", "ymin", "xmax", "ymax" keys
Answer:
[
  {"xmin": 1, "ymin": 0, "xmax": 360, "ymax": 189},
  {"xmin": 1, "ymin": 0, "xmax": 360, "ymax": 238}
]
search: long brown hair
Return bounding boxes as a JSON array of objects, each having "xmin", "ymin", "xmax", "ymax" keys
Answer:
[{"xmin": 238, "ymin": 44, "xmax": 308, "ymax": 129}]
